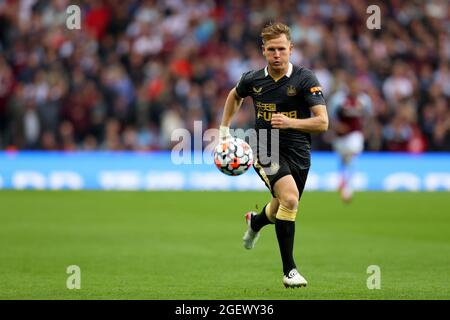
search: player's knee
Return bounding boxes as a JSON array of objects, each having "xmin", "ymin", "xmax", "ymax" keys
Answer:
[
  {"xmin": 275, "ymin": 200, "xmax": 298, "ymax": 222},
  {"xmin": 279, "ymin": 193, "xmax": 298, "ymax": 211}
]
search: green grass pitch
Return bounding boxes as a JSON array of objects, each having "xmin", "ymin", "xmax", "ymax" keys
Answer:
[{"xmin": 0, "ymin": 191, "xmax": 449, "ymax": 299}]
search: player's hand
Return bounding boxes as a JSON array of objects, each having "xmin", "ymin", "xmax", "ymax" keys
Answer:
[
  {"xmin": 271, "ymin": 113, "xmax": 293, "ymax": 129},
  {"xmin": 219, "ymin": 125, "xmax": 233, "ymax": 142}
]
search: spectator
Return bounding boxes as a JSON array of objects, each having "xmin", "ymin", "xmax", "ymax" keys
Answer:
[{"xmin": 0, "ymin": 0, "xmax": 448, "ymax": 151}]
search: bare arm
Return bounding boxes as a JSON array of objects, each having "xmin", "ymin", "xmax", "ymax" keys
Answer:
[
  {"xmin": 271, "ymin": 104, "xmax": 329, "ymax": 133},
  {"xmin": 220, "ymin": 87, "xmax": 244, "ymax": 127}
]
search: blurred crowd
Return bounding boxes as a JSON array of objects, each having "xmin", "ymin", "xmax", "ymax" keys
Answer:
[{"xmin": 0, "ymin": 0, "xmax": 449, "ymax": 152}]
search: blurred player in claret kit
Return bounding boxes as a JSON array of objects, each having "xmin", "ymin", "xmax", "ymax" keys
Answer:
[
  {"xmin": 219, "ymin": 22, "xmax": 328, "ymax": 288},
  {"xmin": 329, "ymin": 79, "xmax": 372, "ymax": 202}
]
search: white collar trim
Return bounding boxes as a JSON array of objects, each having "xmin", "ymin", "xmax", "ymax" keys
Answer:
[{"xmin": 264, "ymin": 62, "xmax": 293, "ymax": 78}]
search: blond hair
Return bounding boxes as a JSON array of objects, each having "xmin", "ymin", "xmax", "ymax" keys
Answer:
[{"xmin": 260, "ymin": 22, "xmax": 291, "ymax": 44}]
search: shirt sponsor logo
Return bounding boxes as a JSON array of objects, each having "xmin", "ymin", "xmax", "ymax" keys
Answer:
[
  {"xmin": 255, "ymin": 102, "xmax": 297, "ymax": 122},
  {"xmin": 255, "ymin": 101, "xmax": 276, "ymax": 111}
]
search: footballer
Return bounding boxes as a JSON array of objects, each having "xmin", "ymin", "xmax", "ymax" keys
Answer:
[
  {"xmin": 328, "ymin": 79, "xmax": 372, "ymax": 202},
  {"xmin": 219, "ymin": 22, "xmax": 328, "ymax": 288}
]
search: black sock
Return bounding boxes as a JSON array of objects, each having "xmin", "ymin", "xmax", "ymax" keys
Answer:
[
  {"xmin": 275, "ymin": 218, "xmax": 296, "ymax": 276},
  {"xmin": 251, "ymin": 204, "xmax": 274, "ymax": 232}
]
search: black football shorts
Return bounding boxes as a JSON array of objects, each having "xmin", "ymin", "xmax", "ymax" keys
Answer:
[{"xmin": 253, "ymin": 152, "xmax": 309, "ymax": 200}]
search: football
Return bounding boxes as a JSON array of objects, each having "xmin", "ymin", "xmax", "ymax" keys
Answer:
[{"xmin": 214, "ymin": 137, "xmax": 254, "ymax": 176}]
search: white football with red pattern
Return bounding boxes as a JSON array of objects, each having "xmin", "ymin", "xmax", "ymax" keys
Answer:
[{"xmin": 214, "ymin": 138, "xmax": 253, "ymax": 176}]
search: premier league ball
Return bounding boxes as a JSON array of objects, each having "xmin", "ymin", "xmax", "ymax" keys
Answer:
[{"xmin": 214, "ymin": 137, "xmax": 253, "ymax": 176}]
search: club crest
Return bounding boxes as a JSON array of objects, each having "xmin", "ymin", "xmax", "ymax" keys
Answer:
[{"xmin": 286, "ymin": 85, "xmax": 297, "ymax": 96}]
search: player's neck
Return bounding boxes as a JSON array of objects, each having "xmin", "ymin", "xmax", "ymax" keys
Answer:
[{"xmin": 267, "ymin": 65, "xmax": 289, "ymax": 81}]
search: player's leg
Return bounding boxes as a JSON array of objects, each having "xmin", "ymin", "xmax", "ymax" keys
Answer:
[
  {"xmin": 338, "ymin": 152, "xmax": 352, "ymax": 190},
  {"xmin": 338, "ymin": 131, "xmax": 364, "ymax": 202},
  {"xmin": 243, "ymin": 156, "xmax": 285, "ymax": 249},
  {"xmin": 250, "ymin": 197, "xmax": 279, "ymax": 232},
  {"xmin": 243, "ymin": 197, "xmax": 279, "ymax": 249},
  {"xmin": 334, "ymin": 135, "xmax": 350, "ymax": 192},
  {"xmin": 273, "ymin": 175, "xmax": 299, "ymax": 276},
  {"xmin": 340, "ymin": 152, "xmax": 354, "ymax": 201},
  {"xmin": 243, "ymin": 198, "xmax": 277, "ymax": 249},
  {"xmin": 274, "ymin": 167, "xmax": 309, "ymax": 287}
]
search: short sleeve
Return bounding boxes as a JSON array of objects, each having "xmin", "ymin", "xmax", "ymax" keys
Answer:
[
  {"xmin": 235, "ymin": 71, "xmax": 252, "ymax": 98},
  {"xmin": 300, "ymin": 69, "xmax": 326, "ymax": 107}
]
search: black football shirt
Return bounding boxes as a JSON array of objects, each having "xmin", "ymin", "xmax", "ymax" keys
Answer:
[{"xmin": 235, "ymin": 63, "xmax": 325, "ymax": 169}]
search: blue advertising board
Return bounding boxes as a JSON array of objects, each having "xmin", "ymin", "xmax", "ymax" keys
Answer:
[{"xmin": 0, "ymin": 151, "xmax": 449, "ymax": 191}]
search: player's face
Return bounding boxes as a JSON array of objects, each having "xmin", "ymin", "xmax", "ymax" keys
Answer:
[{"xmin": 262, "ymin": 34, "xmax": 293, "ymax": 73}]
